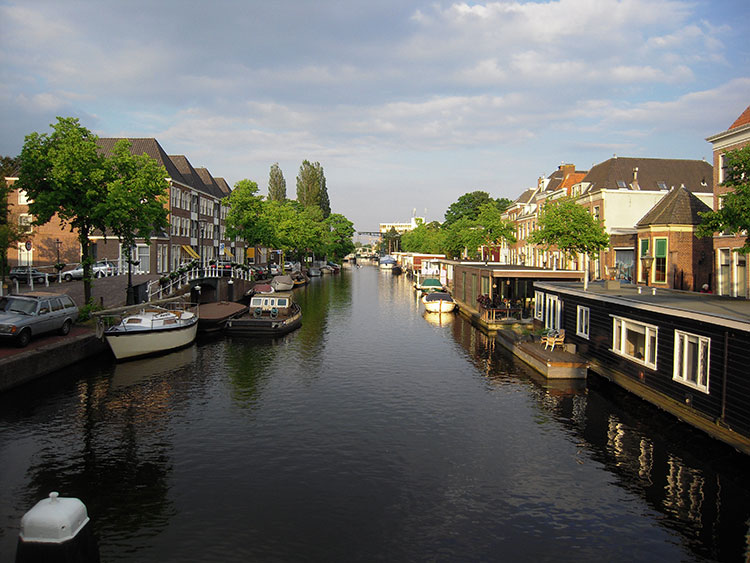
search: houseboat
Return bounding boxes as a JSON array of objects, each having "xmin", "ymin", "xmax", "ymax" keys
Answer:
[
  {"xmin": 533, "ymin": 279, "xmax": 750, "ymax": 455},
  {"xmin": 225, "ymin": 291, "xmax": 302, "ymax": 336}
]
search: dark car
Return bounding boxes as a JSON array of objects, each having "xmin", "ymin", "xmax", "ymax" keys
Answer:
[
  {"xmin": 9, "ymin": 267, "xmax": 48, "ymax": 284},
  {"xmin": 208, "ymin": 260, "xmax": 233, "ymax": 276},
  {"xmin": 0, "ymin": 292, "xmax": 79, "ymax": 347}
]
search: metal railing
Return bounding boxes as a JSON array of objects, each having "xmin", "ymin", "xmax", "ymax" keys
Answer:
[{"xmin": 146, "ymin": 266, "xmax": 254, "ymax": 301}]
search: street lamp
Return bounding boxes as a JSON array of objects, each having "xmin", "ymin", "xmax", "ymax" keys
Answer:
[
  {"xmin": 198, "ymin": 220, "xmax": 206, "ymax": 273},
  {"xmin": 640, "ymin": 253, "xmax": 654, "ymax": 284}
]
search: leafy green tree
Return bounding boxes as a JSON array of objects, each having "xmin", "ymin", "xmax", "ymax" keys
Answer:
[
  {"xmin": 476, "ymin": 202, "xmax": 517, "ymax": 254},
  {"xmin": 224, "ymin": 179, "xmax": 273, "ymax": 248},
  {"xmin": 697, "ymin": 145, "xmax": 750, "ymax": 252},
  {"xmin": 16, "ymin": 117, "xmax": 110, "ymax": 303},
  {"xmin": 444, "ymin": 191, "xmax": 506, "ymax": 226},
  {"xmin": 268, "ymin": 163, "xmax": 286, "ymax": 201},
  {"xmin": 104, "ymin": 140, "xmax": 170, "ymax": 303},
  {"xmin": 401, "ymin": 221, "xmax": 445, "ymax": 254},
  {"xmin": 380, "ymin": 227, "xmax": 400, "ymax": 255},
  {"xmin": 0, "ymin": 156, "xmax": 22, "ymax": 283},
  {"xmin": 528, "ymin": 197, "xmax": 609, "ymax": 289},
  {"xmin": 296, "ymin": 160, "xmax": 330, "ymax": 218},
  {"xmin": 324, "ymin": 213, "xmax": 355, "ymax": 261},
  {"xmin": 443, "ymin": 217, "xmax": 484, "ymax": 259}
]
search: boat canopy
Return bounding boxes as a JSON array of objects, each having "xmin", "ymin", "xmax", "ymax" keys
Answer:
[{"xmin": 423, "ymin": 292, "xmax": 454, "ymax": 302}]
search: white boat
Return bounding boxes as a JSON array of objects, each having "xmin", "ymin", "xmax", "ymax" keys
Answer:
[
  {"xmin": 103, "ymin": 306, "xmax": 198, "ymax": 360},
  {"xmin": 422, "ymin": 292, "xmax": 457, "ymax": 313},
  {"xmin": 271, "ymin": 274, "xmax": 294, "ymax": 291}
]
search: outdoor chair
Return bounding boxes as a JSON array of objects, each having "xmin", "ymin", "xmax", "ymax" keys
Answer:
[{"xmin": 544, "ymin": 329, "xmax": 565, "ymax": 351}]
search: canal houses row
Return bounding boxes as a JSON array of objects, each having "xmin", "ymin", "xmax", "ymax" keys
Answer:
[{"xmin": 4, "ymin": 137, "xmax": 276, "ymax": 275}]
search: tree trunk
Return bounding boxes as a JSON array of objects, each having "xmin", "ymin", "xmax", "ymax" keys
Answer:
[
  {"xmin": 80, "ymin": 232, "xmax": 92, "ymax": 304},
  {"xmin": 583, "ymin": 252, "xmax": 589, "ymax": 291}
]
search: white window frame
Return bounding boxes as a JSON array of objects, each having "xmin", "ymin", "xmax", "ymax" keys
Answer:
[
  {"xmin": 673, "ymin": 330, "xmax": 710, "ymax": 394},
  {"xmin": 611, "ymin": 315, "xmax": 658, "ymax": 369},
  {"xmin": 534, "ymin": 290, "xmax": 544, "ymax": 320},
  {"xmin": 544, "ymin": 293, "xmax": 561, "ymax": 331},
  {"xmin": 576, "ymin": 305, "xmax": 590, "ymax": 339}
]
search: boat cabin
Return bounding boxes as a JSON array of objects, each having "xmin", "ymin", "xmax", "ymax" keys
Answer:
[{"xmin": 249, "ymin": 292, "xmax": 294, "ymax": 316}]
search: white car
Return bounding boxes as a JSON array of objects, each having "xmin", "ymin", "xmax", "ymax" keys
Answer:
[{"xmin": 63, "ymin": 260, "xmax": 118, "ymax": 281}]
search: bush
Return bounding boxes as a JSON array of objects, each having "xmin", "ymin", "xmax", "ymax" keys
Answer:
[{"xmin": 78, "ymin": 299, "xmax": 103, "ymax": 322}]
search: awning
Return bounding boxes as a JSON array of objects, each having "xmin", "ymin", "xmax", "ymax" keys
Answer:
[
  {"xmin": 223, "ymin": 247, "xmax": 234, "ymax": 259},
  {"xmin": 182, "ymin": 244, "xmax": 200, "ymax": 259}
]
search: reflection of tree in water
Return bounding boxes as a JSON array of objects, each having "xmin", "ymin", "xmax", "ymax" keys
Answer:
[
  {"xmin": 225, "ymin": 338, "xmax": 280, "ymax": 407},
  {"xmin": 447, "ymin": 311, "xmax": 750, "ymax": 562},
  {"xmin": 294, "ymin": 274, "xmax": 352, "ymax": 361}
]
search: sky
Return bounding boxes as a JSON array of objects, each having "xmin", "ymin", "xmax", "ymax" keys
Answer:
[{"xmin": 1, "ymin": 0, "xmax": 749, "ymax": 233}]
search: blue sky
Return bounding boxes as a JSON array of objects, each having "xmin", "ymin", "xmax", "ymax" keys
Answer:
[{"xmin": 1, "ymin": 0, "xmax": 748, "ymax": 232}]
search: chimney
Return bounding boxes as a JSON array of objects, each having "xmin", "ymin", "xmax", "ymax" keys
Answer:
[{"xmin": 631, "ymin": 167, "xmax": 640, "ymax": 190}]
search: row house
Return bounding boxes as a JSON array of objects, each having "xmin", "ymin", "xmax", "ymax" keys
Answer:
[
  {"xmin": 6, "ymin": 137, "xmax": 247, "ymax": 275},
  {"xmin": 500, "ymin": 158, "xmax": 713, "ymax": 291},
  {"xmin": 705, "ymin": 105, "xmax": 750, "ymax": 298}
]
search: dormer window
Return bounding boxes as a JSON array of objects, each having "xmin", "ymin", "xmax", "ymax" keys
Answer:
[
  {"xmin": 617, "ymin": 180, "xmax": 627, "ymax": 189},
  {"xmin": 657, "ymin": 182, "xmax": 667, "ymax": 190}
]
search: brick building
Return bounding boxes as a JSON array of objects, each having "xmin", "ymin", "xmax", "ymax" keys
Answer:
[{"xmin": 705, "ymin": 105, "xmax": 750, "ymax": 298}]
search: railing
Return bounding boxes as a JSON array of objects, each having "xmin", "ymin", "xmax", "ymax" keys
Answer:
[
  {"xmin": 146, "ymin": 266, "xmax": 254, "ymax": 301},
  {"xmin": 480, "ymin": 305, "xmax": 524, "ymax": 323}
]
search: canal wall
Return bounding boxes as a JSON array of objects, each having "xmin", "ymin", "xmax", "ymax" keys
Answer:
[{"xmin": 0, "ymin": 330, "xmax": 108, "ymax": 392}]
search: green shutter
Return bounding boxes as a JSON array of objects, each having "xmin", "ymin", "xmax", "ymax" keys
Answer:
[
  {"xmin": 640, "ymin": 239, "xmax": 649, "ymax": 256},
  {"xmin": 655, "ymin": 238, "xmax": 667, "ymax": 258}
]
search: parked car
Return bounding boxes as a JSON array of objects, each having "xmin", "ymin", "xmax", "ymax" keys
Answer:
[
  {"xmin": 269, "ymin": 264, "xmax": 281, "ymax": 276},
  {"xmin": 0, "ymin": 292, "xmax": 79, "ymax": 347},
  {"xmin": 208, "ymin": 260, "xmax": 233, "ymax": 276},
  {"xmin": 63, "ymin": 260, "xmax": 117, "ymax": 281},
  {"xmin": 9, "ymin": 267, "xmax": 48, "ymax": 284}
]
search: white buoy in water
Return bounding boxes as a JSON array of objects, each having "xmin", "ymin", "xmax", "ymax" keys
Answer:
[{"xmin": 16, "ymin": 492, "xmax": 99, "ymax": 562}]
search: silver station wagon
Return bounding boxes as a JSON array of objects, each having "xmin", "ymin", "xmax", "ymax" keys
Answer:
[{"xmin": 0, "ymin": 292, "xmax": 79, "ymax": 347}]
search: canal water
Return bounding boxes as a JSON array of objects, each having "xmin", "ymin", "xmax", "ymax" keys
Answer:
[{"xmin": 1, "ymin": 266, "xmax": 749, "ymax": 562}]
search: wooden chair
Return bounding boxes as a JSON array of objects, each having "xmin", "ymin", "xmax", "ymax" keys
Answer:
[{"xmin": 544, "ymin": 329, "xmax": 565, "ymax": 351}]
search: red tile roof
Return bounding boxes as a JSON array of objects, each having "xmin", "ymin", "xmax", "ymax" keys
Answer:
[{"xmin": 729, "ymin": 105, "xmax": 750, "ymax": 130}]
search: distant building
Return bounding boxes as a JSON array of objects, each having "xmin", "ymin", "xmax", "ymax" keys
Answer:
[{"xmin": 379, "ymin": 216, "xmax": 425, "ymax": 235}]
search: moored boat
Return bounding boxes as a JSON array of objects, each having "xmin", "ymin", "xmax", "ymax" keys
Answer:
[
  {"xmin": 271, "ymin": 274, "xmax": 295, "ymax": 291},
  {"xmin": 308, "ymin": 267, "xmax": 322, "ymax": 277},
  {"xmin": 225, "ymin": 291, "xmax": 302, "ymax": 336},
  {"xmin": 379, "ymin": 256, "xmax": 396, "ymax": 269},
  {"xmin": 194, "ymin": 301, "xmax": 247, "ymax": 332},
  {"xmin": 422, "ymin": 291, "xmax": 456, "ymax": 313},
  {"xmin": 415, "ymin": 277, "xmax": 444, "ymax": 292},
  {"xmin": 103, "ymin": 306, "xmax": 198, "ymax": 360}
]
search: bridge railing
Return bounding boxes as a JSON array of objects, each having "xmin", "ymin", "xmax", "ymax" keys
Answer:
[{"xmin": 146, "ymin": 266, "xmax": 253, "ymax": 301}]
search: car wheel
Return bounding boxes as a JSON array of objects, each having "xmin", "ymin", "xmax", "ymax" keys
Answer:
[
  {"xmin": 16, "ymin": 329, "xmax": 31, "ymax": 348},
  {"xmin": 63, "ymin": 273, "xmax": 72, "ymax": 281},
  {"xmin": 35, "ymin": 277, "xmax": 45, "ymax": 283},
  {"xmin": 95, "ymin": 271, "xmax": 103, "ymax": 278},
  {"xmin": 59, "ymin": 320, "xmax": 71, "ymax": 336}
]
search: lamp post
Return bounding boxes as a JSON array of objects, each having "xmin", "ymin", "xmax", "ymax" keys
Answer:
[
  {"xmin": 640, "ymin": 253, "xmax": 654, "ymax": 285},
  {"xmin": 198, "ymin": 220, "xmax": 206, "ymax": 274},
  {"xmin": 54, "ymin": 239, "xmax": 62, "ymax": 282}
]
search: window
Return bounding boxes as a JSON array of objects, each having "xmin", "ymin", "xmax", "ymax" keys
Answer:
[
  {"xmin": 657, "ymin": 181, "xmax": 667, "ymax": 190},
  {"xmin": 719, "ymin": 153, "xmax": 726, "ymax": 184},
  {"xmin": 612, "ymin": 316, "xmax": 658, "ymax": 369},
  {"xmin": 17, "ymin": 191, "xmax": 31, "ymax": 206},
  {"xmin": 576, "ymin": 306, "xmax": 590, "ymax": 339},
  {"xmin": 544, "ymin": 294, "xmax": 561, "ymax": 330},
  {"xmin": 534, "ymin": 290, "xmax": 544, "ymax": 320},
  {"xmin": 617, "ymin": 180, "xmax": 627, "ymax": 189},
  {"xmin": 640, "ymin": 239, "xmax": 650, "ymax": 283},
  {"xmin": 593, "ymin": 206, "xmax": 600, "ymax": 221},
  {"xmin": 673, "ymin": 330, "xmax": 710, "ymax": 393},
  {"xmin": 18, "ymin": 214, "xmax": 33, "ymax": 234},
  {"xmin": 654, "ymin": 238, "xmax": 667, "ymax": 283}
]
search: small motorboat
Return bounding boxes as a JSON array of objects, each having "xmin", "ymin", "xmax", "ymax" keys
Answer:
[
  {"xmin": 415, "ymin": 277, "xmax": 444, "ymax": 293},
  {"xmin": 103, "ymin": 305, "xmax": 198, "ymax": 360},
  {"xmin": 379, "ymin": 256, "xmax": 396, "ymax": 269},
  {"xmin": 271, "ymin": 274, "xmax": 295, "ymax": 291},
  {"xmin": 422, "ymin": 292, "xmax": 457, "ymax": 314},
  {"xmin": 225, "ymin": 291, "xmax": 302, "ymax": 336},
  {"xmin": 308, "ymin": 267, "xmax": 322, "ymax": 277}
]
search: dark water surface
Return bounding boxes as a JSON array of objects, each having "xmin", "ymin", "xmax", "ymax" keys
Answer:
[{"xmin": 2, "ymin": 266, "xmax": 749, "ymax": 562}]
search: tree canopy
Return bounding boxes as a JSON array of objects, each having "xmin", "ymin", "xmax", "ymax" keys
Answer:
[
  {"xmin": 324, "ymin": 213, "xmax": 355, "ymax": 261},
  {"xmin": 528, "ymin": 197, "xmax": 609, "ymax": 257},
  {"xmin": 443, "ymin": 191, "xmax": 510, "ymax": 226},
  {"xmin": 697, "ymin": 145, "xmax": 750, "ymax": 253},
  {"xmin": 16, "ymin": 117, "xmax": 111, "ymax": 303},
  {"xmin": 268, "ymin": 162, "xmax": 286, "ymax": 201},
  {"xmin": 224, "ymin": 179, "xmax": 273, "ymax": 247},
  {"xmin": 296, "ymin": 160, "xmax": 330, "ymax": 218},
  {"xmin": 400, "ymin": 221, "xmax": 445, "ymax": 254}
]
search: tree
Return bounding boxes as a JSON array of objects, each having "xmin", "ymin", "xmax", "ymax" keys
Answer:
[
  {"xmin": 476, "ymin": 202, "xmax": 517, "ymax": 256},
  {"xmin": 380, "ymin": 227, "xmax": 401, "ymax": 255},
  {"xmin": 528, "ymin": 197, "xmax": 609, "ymax": 289},
  {"xmin": 444, "ymin": 191, "xmax": 505, "ymax": 227},
  {"xmin": 401, "ymin": 221, "xmax": 445, "ymax": 254},
  {"xmin": 296, "ymin": 160, "xmax": 330, "ymax": 217},
  {"xmin": 697, "ymin": 145, "xmax": 750, "ymax": 252},
  {"xmin": 268, "ymin": 163, "xmax": 286, "ymax": 201},
  {"xmin": 0, "ymin": 156, "xmax": 23, "ymax": 283},
  {"xmin": 104, "ymin": 140, "xmax": 170, "ymax": 303},
  {"xmin": 324, "ymin": 213, "xmax": 355, "ymax": 261},
  {"xmin": 443, "ymin": 217, "xmax": 484, "ymax": 259},
  {"xmin": 16, "ymin": 117, "xmax": 110, "ymax": 304},
  {"xmin": 224, "ymin": 179, "xmax": 273, "ymax": 248}
]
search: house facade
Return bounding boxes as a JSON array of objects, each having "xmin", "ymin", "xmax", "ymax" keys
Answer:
[
  {"xmin": 5, "ymin": 137, "xmax": 251, "ymax": 275},
  {"xmin": 705, "ymin": 105, "xmax": 750, "ymax": 298}
]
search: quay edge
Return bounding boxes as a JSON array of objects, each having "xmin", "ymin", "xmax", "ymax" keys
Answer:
[{"xmin": 0, "ymin": 330, "xmax": 108, "ymax": 392}]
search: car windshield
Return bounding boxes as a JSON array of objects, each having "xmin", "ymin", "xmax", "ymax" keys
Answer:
[{"xmin": 0, "ymin": 297, "xmax": 36, "ymax": 315}]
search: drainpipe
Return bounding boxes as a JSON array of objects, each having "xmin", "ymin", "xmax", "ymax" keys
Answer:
[{"xmin": 721, "ymin": 331, "xmax": 728, "ymax": 423}]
